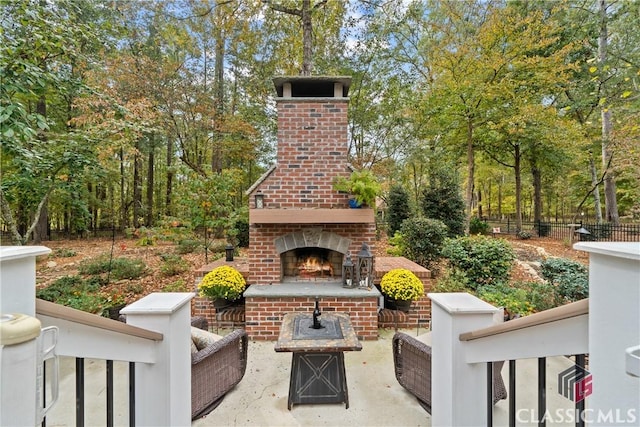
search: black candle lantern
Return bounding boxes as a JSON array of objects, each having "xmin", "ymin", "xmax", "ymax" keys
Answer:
[
  {"xmin": 225, "ymin": 244, "xmax": 234, "ymax": 262},
  {"xmin": 356, "ymin": 243, "xmax": 374, "ymax": 289},
  {"xmin": 342, "ymin": 253, "xmax": 355, "ymax": 288},
  {"xmin": 255, "ymin": 192, "xmax": 264, "ymax": 209}
]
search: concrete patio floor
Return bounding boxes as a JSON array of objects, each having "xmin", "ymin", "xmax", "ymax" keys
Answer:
[
  {"xmin": 45, "ymin": 327, "xmax": 577, "ymax": 427},
  {"xmin": 192, "ymin": 327, "xmax": 429, "ymax": 427}
]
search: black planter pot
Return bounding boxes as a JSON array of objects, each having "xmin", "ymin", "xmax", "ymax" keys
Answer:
[{"xmin": 385, "ymin": 297, "xmax": 412, "ymax": 313}]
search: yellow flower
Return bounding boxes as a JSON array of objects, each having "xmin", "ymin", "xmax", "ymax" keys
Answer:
[
  {"xmin": 198, "ymin": 265, "xmax": 246, "ymax": 301},
  {"xmin": 380, "ymin": 268, "xmax": 424, "ymax": 301}
]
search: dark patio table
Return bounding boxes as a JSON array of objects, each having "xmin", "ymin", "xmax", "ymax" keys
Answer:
[{"xmin": 275, "ymin": 312, "xmax": 362, "ymax": 409}]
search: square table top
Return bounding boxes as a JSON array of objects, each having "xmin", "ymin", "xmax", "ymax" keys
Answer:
[{"xmin": 274, "ymin": 312, "xmax": 362, "ymax": 353}]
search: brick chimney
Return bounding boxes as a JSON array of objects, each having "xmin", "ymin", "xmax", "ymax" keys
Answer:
[{"xmin": 246, "ymin": 76, "xmax": 376, "ymax": 284}]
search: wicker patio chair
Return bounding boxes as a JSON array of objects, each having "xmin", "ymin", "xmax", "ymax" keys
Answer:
[
  {"xmin": 191, "ymin": 319, "xmax": 248, "ymax": 420},
  {"xmin": 392, "ymin": 332, "xmax": 507, "ymax": 413}
]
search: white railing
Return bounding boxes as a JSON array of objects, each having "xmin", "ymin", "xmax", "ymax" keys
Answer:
[
  {"xmin": 0, "ymin": 246, "xmax": 194, "ymax": 427},
  {"xmin": 429, "ymin": 242, "xmax": 640, "ymax": 427}
]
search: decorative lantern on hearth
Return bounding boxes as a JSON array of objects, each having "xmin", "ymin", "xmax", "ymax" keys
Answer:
[
  {"xmin": 342, "ymin": 253, "xmax": 355, "ymax": 288},
  {"xmin": 356, "ymin": 243, "xmax": 374, "ymax": 289}
]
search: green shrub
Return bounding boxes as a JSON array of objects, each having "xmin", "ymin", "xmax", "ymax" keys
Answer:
[
  {"xmin": 159, "ymin": 254, "xmax": 190, "ymax": 276},
  {"xmin": 79, "ymin": 255, "xmax": 147, "ymax": 281},
  {"xmin": 477, "ymin": 283, "xmax": 534, "ymax": 317},
  {"xmin": 162, "ymin": 279, "xmax": 190, "ymax": 292},
  {"xmin": 385, "ymin": 231, "xmax": 405, "ymax": 256},
  {"xmin": 399, "ymin": 217, "xmax": 448, "ymax": 269},
  {"xmin": 441, "ymin": 236, "xmax": 515, "ymax": 290},
  {"xmin": 36, "ymin": 275, "xmax": 106, "ymax": 314},
  {"xmin": 420, "ymin": 171, "xmax": 465, "ymax": 237},
  {"xmin": 432, "ymin": 268, "xmax": 472, "ymax": 293},
  {"xmin": 517, "ymin": 230, "xmax": 532, "ymax": 240},
  {"xmin": 36, "ymin": 275, "xmax": 84, "ymax": 301},
  {"xmin": 234, "ymin": 218, "xmax": 250, "ymax": 248},
  {"xmin": 176, "ymin": 239, "xmax": 201, "ymax": 254},
  {"xmin": 78, "ymin": 254, "xmax": 112, "ymax": 275},
  {"xmin": 387, "ymin": 185, "xmax": 411, "ymax": 237},
  {"xmin": 52, "ymin": 248, "xmax": 77, "ymax": 258},
  {"xmin": 512, "ymin": 280, "xmax": 557, "ymax": 312},
  {"xmin": 541, "ymin": 258, "xmax": 589, "ymax": 303},
  {"xmin": 469, "ymin": 217, "xmax": 490, "ymax": 235}
]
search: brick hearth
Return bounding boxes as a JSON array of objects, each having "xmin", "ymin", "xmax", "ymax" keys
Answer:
[{"xmin": 193, "ymin": 256, "xmax": 431, "ymax": 340}]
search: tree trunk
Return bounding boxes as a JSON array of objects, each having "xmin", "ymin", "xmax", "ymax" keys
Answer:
[
  {"xmin": 532, "ymin": 164, "xmax": 542, "ymax": 223},
  {"xmin": 598, "ymin": 0, "xmax": 619, "ymax": 224},
  {"xmin": 589, "ymin": 151, "xmax": 603, "ymax": 223},
  {"xmin": 165, "ymin": 134, "xmax": 173, "ymax": 217},
  {"xmin": 33, "ymin": 95, "xmax": 49, "ymax": 243},
  {"xmin": 465, "ymin": 118, "xmax": 475, "ymax": 233},
  {"xmin": 498, "ymin": 175, "xmax": 503, "ymax": 220},
  {"xmin": 514, "ymin": 143, "xmax": 522, "ymax": 232},
  {"xmin": 120, "ymin": 148, "xmax": 127, "ymax": 228},
  {"xmin": 212, "ymin": 18, "xmax": 225, "ymax": 173},
  {"xmin": 146, "ymin": 134, "xmax": 155, "ymax": 227},
  {"xmin": 133, "ymin": 142, "xmax": 142, "ymax": 228},
  {"xmin": 477, "ymin": 189, "xmax": 482, "ymax": 219},
  {"xmin": 301, "ymin": 0, "xmax": 313, "ymax": 75}
]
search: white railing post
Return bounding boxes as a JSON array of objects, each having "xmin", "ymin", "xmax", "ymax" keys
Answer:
[
  {"xmin": 0, "ymin": 246, "xmax": 51, "ymax": 426},
  {"xmin": 121, "ymin": 292, "xmax": 194, "ymax": 427},
  {"xmin": 428, "ymin": 292, "xmax": 500, "ymax": 427},
  {"xmin": 574, "ymin": 242, "xmax": 640, "ymax": 425}
]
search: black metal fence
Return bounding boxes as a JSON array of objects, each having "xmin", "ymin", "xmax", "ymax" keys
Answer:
[{"xmin": 488, "ymin": 220, "xmax": 640, "ymax": 242}]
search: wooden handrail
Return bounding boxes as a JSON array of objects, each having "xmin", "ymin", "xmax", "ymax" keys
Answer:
[
  {"xmin": 36, "ymin": 299, "xmax": 163, "ymax": 341},
  {"xmin": 459, "ymin": 298, "xmax": 588, "ymax": 341}
]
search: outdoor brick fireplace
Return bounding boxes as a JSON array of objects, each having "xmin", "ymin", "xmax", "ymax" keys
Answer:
[
  {"xmin": 245, "ymin": 76, "xmax": 377, "ymax": 286},
  {"xmin": 193, "ymin": 76, "xmax": 431, "ymax": 340}
]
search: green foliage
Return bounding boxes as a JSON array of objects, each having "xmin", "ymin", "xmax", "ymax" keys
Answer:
[
  {"xmin": 516, "ymin": 230, "xmax": 532, "ymax": 240},
  {"xmin": 432, "ymin": 269, "xmax": 472, "ymax": 293},
  {"xmin": 385, "ymin": 231, "xmax": 405, "ymax": 256},
  {"xmin": 469, "ymin": 217, "xmax": 490, "ymax": 235},
  {"xmin": 333, "ymin": 170, "xmax": 381, "ymax": 207},
  {"xmin": 420, "ymin": 172, "xmax": 465, "ymax": 237},
  {"xmin": 541, "ymin": 258, "xmax": 589, "ymax": 303},
  {"xmin": 36, "ymin": 275, "xmax": 106, "ymax": 314},
  {"xmin": 512, "ymin": 280, "xmax": 557, "ymax": 313},
  {"xmin": 176, "ymin": 239, "xmax": 201, "ymax": 254},
  {"xmin": 179, "ymin": 170, "xmax": 244, "ymax": 239},
  {"xmin": 386, "ymin": 185, "xmax": 411, "ymax": 237},
  {"xmin": 477, "ymin": 283, "xmax": 534, "ymax": 317},
  {"xmin": 234, "ymin": 218, "xmax": 250, "ymax": 248},
  {"xmin": 399, "ymin": 217, "xmax": 448, "ymax": 269},
  {"xmin": 162, "ymin": 279, "xmax": 190, "ymax": 292},
  {"xmin": 36, "ymin": 276, "xmax": 85, "ymax": 302},
  {"xmin": 441, "ymin": 236, "xmax": 515, "ymax": 290},
  {"xmin": 52, "ymin": 248, "xmax": 77, "ymax": 258},
  {"xmin": 78, "ymin": 255, "xmax": 147, "ymax": 281},
  {"xmin": 159, "ymin": 254, "xmax": 190, "ymax": 277},
  {"xmin": 380, "ymin": 268, "xmax": 425, "ymax": 301}
]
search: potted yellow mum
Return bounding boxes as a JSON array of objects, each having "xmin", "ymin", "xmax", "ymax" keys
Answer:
[
  {"xmin": 380, "ymin": 268, "xmax": 424, "ymax": 312},
  {"xmin": 198, "ymin": 265, "xmax": 247, "ymax": 308}
]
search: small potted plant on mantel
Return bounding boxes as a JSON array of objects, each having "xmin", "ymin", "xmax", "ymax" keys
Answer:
[
  {"xmin": 380, "ymin": 268, "xmax": 424, "ymax": 312},
  {"xmin": 333, "ymin": 170, "xmax": 381, "ymax": 208},
  {"xmin": 198, "ymin": 265, "xmax": 247, "ymax": 309}
]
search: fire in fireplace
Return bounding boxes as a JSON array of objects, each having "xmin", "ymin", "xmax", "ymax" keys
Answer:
[{"xmin": 282, "ymin": 248, "xmax": 343, "ymax": 282}]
